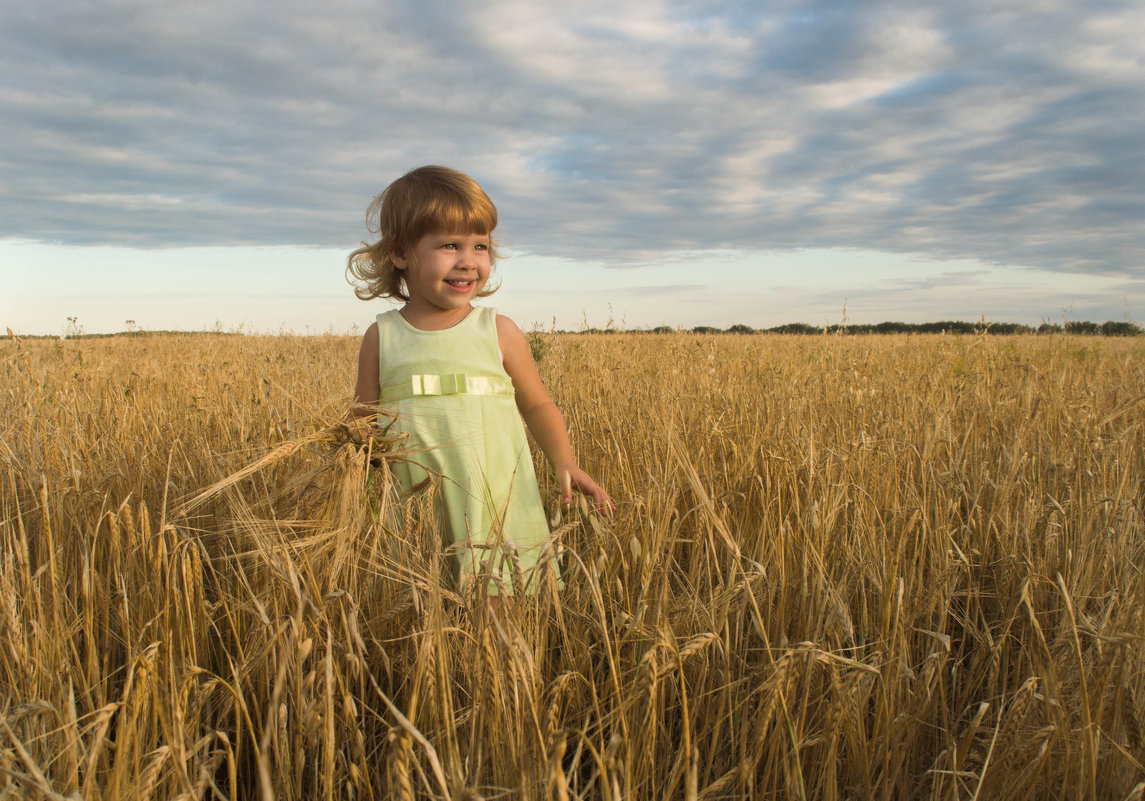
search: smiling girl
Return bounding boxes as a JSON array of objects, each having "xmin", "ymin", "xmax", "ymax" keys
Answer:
[{"xmin": 347, "ymin": 165, "xmax": 612, "ymax": 595}]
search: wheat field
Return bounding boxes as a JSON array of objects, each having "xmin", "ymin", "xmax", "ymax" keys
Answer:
[{"xmin": 1, "ymin": 330, "xmax": 1143, "ymax": 800}]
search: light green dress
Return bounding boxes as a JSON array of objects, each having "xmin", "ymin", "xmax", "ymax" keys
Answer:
[{"xmin": 376, "ymin": 307, "xmax": 552, "ymax": 594}]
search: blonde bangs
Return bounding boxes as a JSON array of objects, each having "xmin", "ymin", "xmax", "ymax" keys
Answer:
[{"xmin": 423, "ymin": 192, "xmax": 498, "ymax": 238}]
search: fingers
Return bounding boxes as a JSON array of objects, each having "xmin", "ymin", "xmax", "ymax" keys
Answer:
[
  {"xmin": 568, "ymin": 471, "xmax": 615, "ymax": 516},
  {"xmin": 582, "ymin": 479, "xmax": 613, "ymax": 515},
  {"xmin": 595, "ymin": 488, "xmax": 616, "ymax": 515},
  {"xmin": 600, "ymin": 489, "xmax": 616, "ymax": 514}
]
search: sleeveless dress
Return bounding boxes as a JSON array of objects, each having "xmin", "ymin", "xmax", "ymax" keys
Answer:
[{"xmin": 376, "ymin": 306, "xmax": 552, "ymax": 594}]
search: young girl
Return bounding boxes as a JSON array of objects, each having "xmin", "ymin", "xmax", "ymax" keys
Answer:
[{"xmin": 347, "ymin": 165, "xmax": 613, "ymax": 594}]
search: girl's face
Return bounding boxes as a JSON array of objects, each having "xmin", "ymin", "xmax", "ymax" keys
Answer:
[{"xmin": 394, "ymin": 230, "xmax": 492, "ymax": 319}]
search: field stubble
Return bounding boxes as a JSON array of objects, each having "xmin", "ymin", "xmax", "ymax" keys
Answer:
[{"xmin": 1, "ymin": 331, "xmax": 1143, "ymax": 800}]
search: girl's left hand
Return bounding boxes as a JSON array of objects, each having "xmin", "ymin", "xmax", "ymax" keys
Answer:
[{"xmin": 559, "ymin": 464, "xmax": 615, "ymax": 516}]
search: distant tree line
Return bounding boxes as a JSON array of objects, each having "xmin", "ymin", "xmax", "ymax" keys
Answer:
[
  {"xmin": 572, "ymin": 320, "xmax": 1144, "ymax": 336},
  {"xmin": 17, "ymin": 320, "xmax": 1142, "ymax": 339}
]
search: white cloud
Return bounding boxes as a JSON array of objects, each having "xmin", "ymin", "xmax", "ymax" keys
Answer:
[{"xmin": 0, "ymin": 0, "xmax": 1142, "ymax": 280}]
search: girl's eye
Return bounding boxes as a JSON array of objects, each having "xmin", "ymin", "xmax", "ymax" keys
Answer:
[{"xmin": 474, "ymin": 244, "xmax": 487, "ymax": 251}]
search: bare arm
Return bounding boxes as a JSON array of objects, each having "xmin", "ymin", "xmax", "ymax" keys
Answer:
[
  {"xmin": 350, "ymin": 323, "xmax": 379, "ymax": 440},
  {"xmin": 497, "ymin": 315, "xmax": 614, "ymax": 514}
]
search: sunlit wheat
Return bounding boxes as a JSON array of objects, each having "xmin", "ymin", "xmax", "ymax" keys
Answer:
[{"xmin": 1, "ymin": 331, "xmax": 1142, "ymax": 799}]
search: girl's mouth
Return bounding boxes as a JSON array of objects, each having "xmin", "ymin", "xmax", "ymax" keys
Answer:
[{"xmin": 445, "ymin": 279, "xmax": 474, "ymax": 289}]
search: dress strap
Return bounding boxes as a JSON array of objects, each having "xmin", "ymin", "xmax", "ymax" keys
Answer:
[{"xmin": 381, "ymin": 373, "xmax": 515, "ymax": 403}]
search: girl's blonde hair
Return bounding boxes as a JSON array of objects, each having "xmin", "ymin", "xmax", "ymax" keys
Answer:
[{"xmin": 347, "ymin": 165, "xmax": 500, "ymax": 301}]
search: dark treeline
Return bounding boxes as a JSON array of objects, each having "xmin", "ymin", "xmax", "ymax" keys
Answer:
[
  {"xmin": 13, "ymin": 321, "xmax": 1142, "ymax": 340},
  {"xmin": 572, "ymin": 320, "xmax": 1144, "ymax": 336}
]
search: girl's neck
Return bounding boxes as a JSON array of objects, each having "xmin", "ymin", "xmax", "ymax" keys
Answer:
[{"xmin": 399, "ymin": 303, "xmax": 475, "ymax": 331}]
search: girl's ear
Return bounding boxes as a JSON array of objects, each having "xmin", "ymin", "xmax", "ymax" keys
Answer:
[{"xmin": 391, "ymin": 248, "xmax": 408, "ymax": 270}]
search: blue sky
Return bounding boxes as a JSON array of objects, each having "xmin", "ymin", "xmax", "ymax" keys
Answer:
[{"xmin": 2, "ymin": 0, "xmax": 1143, "ymax": 334}]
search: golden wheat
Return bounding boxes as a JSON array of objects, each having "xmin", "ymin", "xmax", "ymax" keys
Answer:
[{"xmin": 1, "ymin": 330, "xmax": 1143, "ymax": 799}]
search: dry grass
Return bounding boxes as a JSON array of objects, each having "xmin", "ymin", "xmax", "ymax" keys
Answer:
[{"xmin": 1, "ymin": 330, "xmax": 1143, "ymax": 799}]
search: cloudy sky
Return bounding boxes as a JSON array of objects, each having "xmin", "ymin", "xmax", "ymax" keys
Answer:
[{"xmin": 2, "ymin": 0, "xmax": 1143, "ymax": 335}]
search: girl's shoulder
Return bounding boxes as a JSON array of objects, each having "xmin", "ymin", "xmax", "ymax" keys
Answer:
[
  {"xmin": 495, "ymin": 314, "xmax": 532, "ymax": 370},
  {"xmin": 493, "ymin": 311, "xmax": 525, "ymax": 344}
]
